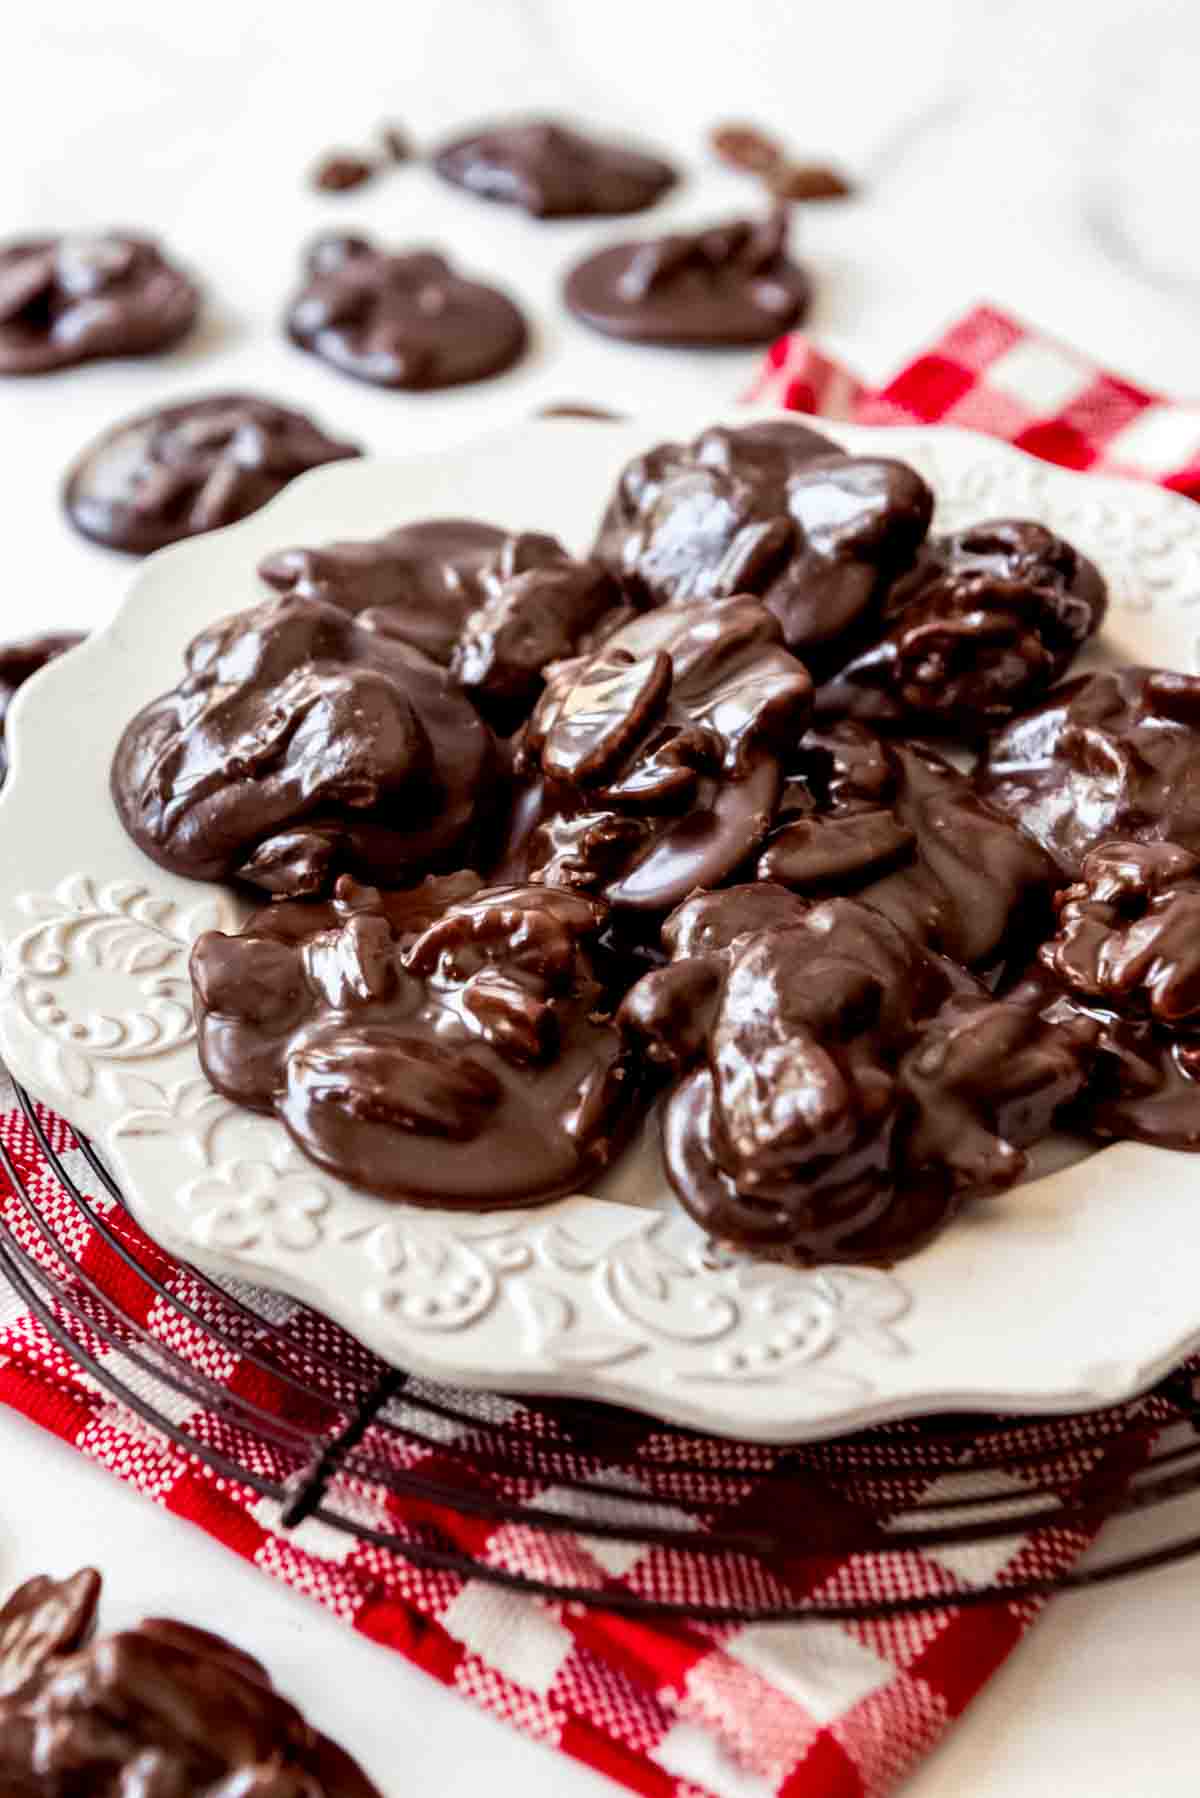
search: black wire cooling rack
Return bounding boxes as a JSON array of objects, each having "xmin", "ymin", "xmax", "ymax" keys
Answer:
[{"xmin": 2, "ymin": 1076, "xmax": 1199, "ymax": 1624}]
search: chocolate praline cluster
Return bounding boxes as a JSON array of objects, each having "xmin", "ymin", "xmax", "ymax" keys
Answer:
[
  {"xmin": 107, "ymin": 417, "xmax": 1200, "ymax": 1264},
  {"xmin": 0, "ymin": 1567, "xmax": 379, "ymax": 1795}
]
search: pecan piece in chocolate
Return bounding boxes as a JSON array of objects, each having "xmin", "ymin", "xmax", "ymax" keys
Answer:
[
  {"xmin": 191, "ymin": 876, "xmax": 643, "ymax": 1205},
  {"xmin": 759, "ymin": 721, "xmax": 1054, "ymax": 971},
  {"xmin": 0, "ymin": 1566, "xmax": 380, "ymax": 1796},
  {"xmin": 111, "ymin": 591, "xmax": 497, "ymax": 897},
  {"xmin": 286, "ymin": 231, "xmax": 528, "ymax": 389},
  {"xmin": 433, "ymin": 118, "xmax": 676, "ymax": 218},
  {"xmin": 0, "ymin": 632, "xmax": 83, "ymax": 782},
  {"xmin": 259, "ymin": 518, "xmax": 624, "ymax": 727},
  {"xmin": 502, "ymin": 596, "xmax": 813, "ymax": 914},
  {"xmin": 620, "ymin": 888, "xmax": 1093, "ymax": 1262},
  {"xmin": 64, "ymin": 393, "xmax": 360, "ymax": 554},
  {"xmin": 564, "ymin": 210, "xmax": 812, "ymax": 347},
  {"xmin": 592, "ymin": 419, "xmax": 933, "ymax": 661},
  {"xmin": 1019, "ymin": 840, "xmax": 1200, "ymax": 1151},
  {"xmin": 817, "ymin": 519, "xmax": 1107, "ymax": 732},
  {"xmin": 977, "ymin": 666, "xmax": 1200, "ymax": 875},
  {"xmin": 0, "ymin": 233, "xmax": 200, "ymax": 374}
]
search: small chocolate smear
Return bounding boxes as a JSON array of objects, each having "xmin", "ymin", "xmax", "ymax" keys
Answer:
[
  {"xmin": 286, "ymin": 231, "xmax": 528, "ymax": 389},
  {"xmin": 769, "ymin": 163, "xmax": 854, "ymax": 202},
  {"xmin": 501, "ymin": 596, "xmax": 813, "ymax": 915},
  {"xmin": 619, "ymin": 889, "xmax": 1093, "ymax": 1262},
  {"xmin": 433, "ymin": 117, "xmax": 676, "ymax": 218},
  {"xmin": 192, "ymin": 876, "xmax": 645, "ymax": 1206},
  {"xmin": 0, "ymin": 1566, "xmax": 380, "ymax": 1795},
  {"xmin": 64, "ymin": 393, "xmax": 360, "ymax": 555},
  {"xmin": 592, "ymin": 418, "xmax": 933, "ymax": 661},
  {"xmin": 710, "ymin": 122, "xmax": 784, "ymax": 175},
  {"xmin": 0, "ymin": 632, "xmax": 84, "ymax": 781},
  {"xmin": 565, "ymin": 210, "xmax": 811, "ymax": 347},
  {"xmin": 259, "ymin": 517, "xmax": 625, "ymax": 728},
  {"xmin": 537, "ymin": 400, "xmax": 625, "ymax": 421},
  {"xmin": 378, "ymin": 122, "xmax": 411, "ymax": 162},
  {"xmin": 312, "ymin": 150, "xmax": 376, "ymax": 192},
  {"xmin": 817, "ymin": 519, "xmax": 1107, "ymax": 733},
  {"xmin": 0, "ymin": 232, "xmax": 200, "ymax": 375},
  {"xmin": 977, "ymin": 665, "xmax": 1200, "ymax": 876},
  {"xmin": 111, "ymin": 590, "xmax": 498, "ymax": 896}
]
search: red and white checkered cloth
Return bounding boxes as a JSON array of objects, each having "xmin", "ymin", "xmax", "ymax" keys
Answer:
[{"xmin": 0, "ymin": 305, "xmax": 1197, "ymax": 1798}]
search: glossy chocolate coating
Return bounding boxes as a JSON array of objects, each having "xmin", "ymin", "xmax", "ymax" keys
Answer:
[
  {"xmin": 592, "ymin": 419, "xmax": 934, "ymax": 660},
  {"xmin": 502, "ymin": 597, "xmax": 813, "ymax": 914},
  {"xmin": 259, "ymin": 517, "xmax": 623, "ymax": 727},
  {"xmin": 64, "ymin": 393, "xmax": 360, "ymax": 555},
  {"xmin": 0, "ymin": 633, "xmax": 83, "ymax": 781},
  {"xmin": 758, "ymin": 721, "xmax": 1054, "ymax": 970},
  {"xmin": 434, "ymin": 118, "xmax": 676, "ymax": 218},
  {"xmin": 286, "ymin": 232, "xmax": 528, "ymax": 389},
  {"xmin": 0, "ymin": 1567, "xmax": 379, "ymax": 1796},
  {"xmin": 977, "ymin": 666, "xmax": 1200, "ymax": 876},
  {"xmin": 0, "ymin": 233, "xmax": 199, "ymax": 375},
  {"xmin": 111, "ymin": 592, "xmax": 497, "ymax": 897},
  {"xmin": 564, "ymin": 211, "xmax": 811, "ymax": 347},
  {"xmin": 1022, "ymin": 840, "xmax": 1200, "ymax": 1150},
  {"xmin": 817, "ymin": 519, "xmax": 1108, "ymax": 732},
  {"xmin": 191, "ymin": 875, "xmax": 643, "ymax": 1205},
  {"xmin": 619, "ymin": 888, "xmax": 1094, "ymax": 1261}
]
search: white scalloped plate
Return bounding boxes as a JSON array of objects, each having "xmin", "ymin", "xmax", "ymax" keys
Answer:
[{"xmin": 3, "ymin": 408, "xmax": 1200, "ymax": 1443}]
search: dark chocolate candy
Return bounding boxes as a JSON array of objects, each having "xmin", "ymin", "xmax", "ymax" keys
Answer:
[
  {"xmin": 64, "ymin": 393, "xmax": 360, "ymax": 555},
  {"xmin": 564, "ymin": 211, "xmax": 811, "ymax": 347},
  {"xmin": 1024, "ymin": 840, "xmax": 1200, "ymax": 1150},
  {"xmin": 592, "ymin": 419, "xmax": 933, "ymax": 661},
  {"xmin": 0, "ymin": 633, "xmax": 83, "ymax": 781},
  {"xmin": 976, "ymin": 666, "xmax": 1200, "ymax": 876},
  {"xmin": 311, "ymin": 151, "xmax": 375, "ymax": 191},
  {"xmin": 0, "ymin": 233, "xmax": 199, "ymax": 375},
  {"xmin": 433, "ymin": 118, "xmax": 676, "ymax": 218},
  {"xmin": 286, "ymin": 231, "xmax": 528, "ymax": 389},
  {"xmin": 0, "ymin": 1566, "xmax": 379, "ymax": 1796},
  {"xmin": 619, "ymin": 887, "xmax": 1094, "ymax": 1262},
  {"xmin": 817, "ymin": 519, "xmax": 1107, "ymax": 732},
  {"xmin": 191, "ymin": 875, "xmax": 643, "ymax": 1206},
  {"xmin": 758, "ymin": 721, "xmax": 1054, "ymax": 971},
  {"xmin": 502, "ymin": 597, "xmax": 813, "ymax": 914},
  {"xmin": 259, "ymin": 518, "xmax": 623, "ymax": 725},
  {"xmin": 111, "ymin": 591, "xmax": 497, "ymax": 897}
]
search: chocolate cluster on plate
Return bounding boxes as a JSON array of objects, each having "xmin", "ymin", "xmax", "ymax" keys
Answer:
[
  {"xmin": 107, "ymin": 417, "xmax": 1200, "ymax": 1262},
  {"xmin": 0, "ymin": 1566, "xmax": 379, "ymax": 1795}
]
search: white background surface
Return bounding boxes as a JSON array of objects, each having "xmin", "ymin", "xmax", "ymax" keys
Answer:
[{"xmin": 5, "ymin": 1, "xmax": 1200, "ymax": 1791}]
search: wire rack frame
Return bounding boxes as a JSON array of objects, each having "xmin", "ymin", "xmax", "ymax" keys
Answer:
[{"xmin": 2, "ymin": 1079, "xmax": 1200, "ymax": 1624}]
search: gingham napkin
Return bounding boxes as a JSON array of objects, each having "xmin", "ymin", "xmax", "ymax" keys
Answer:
[{"xmin": 0, "ymin": 305, "xmax": 1196, "ymax": 1798}]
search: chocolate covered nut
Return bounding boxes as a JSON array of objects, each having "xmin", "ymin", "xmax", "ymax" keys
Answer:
[
  {"xmin": 286, "ymin": 231, "xmax": 528, "ymax": 389},
  {"xmin": 1019, "ymin": 840, "xmax": 1200, "ymax": 1151},
  {"xmin": 619, "ymin": 890, "xmax": 1092, "ymax": 1262},
  {"xmin": 0, "ymin": 633, "xmax": 83, "ymax": 781},
  {"xmin": 977, "ymin": 666, "xmax": 1200, "ymax": 876},
  {"xmin": 709, "ymin": 123, "xmax": 854, "ymax": 201},
  {"xmin": 259, "ymin": 518, "xmax": 624, "ymax": 726},
  {"xmin": 758, "ymin": 722, "xmax": 1054, "ymax": 970},
  {"xmin": 0, "ymin": 233, "xmax": 199, "ymax": 374},
  {"xmin": 433, "ymin": 118, "xmax": 676, "ymax": 218},
  {"xmin": 63, "ymin": 394, "xmax": 360, "ymax": 555},
  {"xmin": 817, "ymin": 520, "xmax": 1107, "ymax": 732},
  {"xmin": 503, "ymin": 597, "xmax": 813, "ymax": 914},
  {"xmin": 0, "ymin": 1567, "xmax": 380, "ymax": 1796},
  {"xmin": 564, "ymin": 211, "xmax": 811, "ymax": 347},
  {"xmin": 311, "ymin": 151, "xmax": 375, "ymax": 191},
  {"xmin": 111, "ymin": 592, "xmax": 498, "ymax": 897},
  {"xmin": 592, "ymin": 419, "xmax": 933, "ymax": 661},
  {"xmin": 191, "ymin": 876, "xmax": 643, "ymax": 1205}
]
